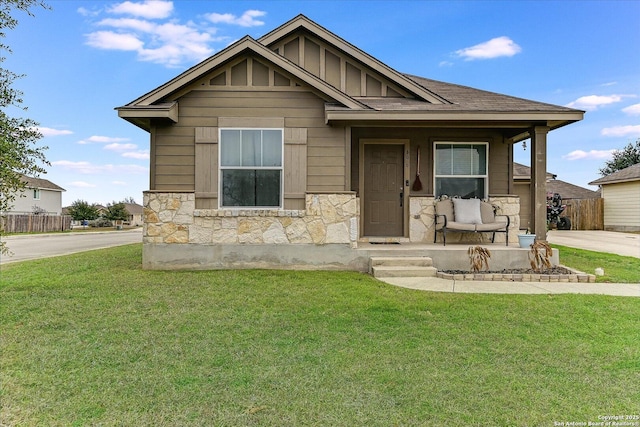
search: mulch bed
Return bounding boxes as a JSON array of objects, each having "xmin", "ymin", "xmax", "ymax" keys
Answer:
[
  {"xmin": 441, "ymin": 266, "xmax": 574, "ymax": 275},
  {"xmin": 437, "ymin": 266, "xmax": 596, "ymax": 283}
]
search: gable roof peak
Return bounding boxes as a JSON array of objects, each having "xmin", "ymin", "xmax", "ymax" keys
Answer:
[{"xmin": 259, "ymin": 15, "xmax": 449, "ymax": 105}]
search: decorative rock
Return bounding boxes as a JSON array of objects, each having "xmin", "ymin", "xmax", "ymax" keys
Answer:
[{"xmin": 263, "ymin": 221, "xmax": 288, "ymax": 244}]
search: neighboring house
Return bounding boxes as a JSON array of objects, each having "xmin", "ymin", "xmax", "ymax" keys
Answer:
[
  {"xmin": 513, "ymin": 162, "xmax": 599, "ymax": 230},
  {"xmin": 7, "ymin": 175, "xmax": 65, "ymax": 215},
  {"xmin": 589, "ymin": 163, "xmax": 640, "ymax": 232},
  {"xmin": 117, "ymin": 15, "xmax": 583, "ymax": 270},
  {"xmin": 122, "ymin": 203, "xmax": 144, "ymax": 226}
]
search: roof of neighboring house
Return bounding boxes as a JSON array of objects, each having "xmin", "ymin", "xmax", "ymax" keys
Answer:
[
  {"xmin": 513, "ymin": 162, "xmax": 556, "ymax": 180},
  {"xmin": 122, "ymin": 203, "xmax": 143, "ymax": 215},
  {"xmin": 547, "ymin": 179, "xmax": 600, "ymax": 199},
  {"xmin": 21, "ymin": 175, "xmax": 65, "ymax": 192},
  {"xmin": 588, "ymin": 163, "xmax": 640, "ymax": 185},
  {"xmin": 512, "ymin": 163, "xmax": 599, "ymax": 199}
]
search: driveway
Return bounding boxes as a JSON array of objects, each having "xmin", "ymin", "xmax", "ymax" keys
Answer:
[
  {"xmin": 0, "ymin": 228, "xmax": 142, "ymax": 265},
  {"xmin": 547, "ymin": 230, "xmax": 640, "ymax": 258}
]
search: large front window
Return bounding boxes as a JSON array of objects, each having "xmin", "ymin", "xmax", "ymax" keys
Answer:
[
  {"xmin": 434, "ymin": 143, "xmax": 488, "ymax": 198},
  {"xmin": 220, "ymin": 129, "xmax": 283, "ymax": 208}
]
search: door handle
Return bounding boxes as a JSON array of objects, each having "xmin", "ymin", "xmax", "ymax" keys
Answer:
[{"xmin": 399, "ymin": 191, "xmax": 403, "ymax": 208}]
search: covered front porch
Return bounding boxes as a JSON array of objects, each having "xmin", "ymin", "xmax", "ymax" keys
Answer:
[{"xmin": 359, "ymin": 240, "xmax": 559, "ymax": 276}]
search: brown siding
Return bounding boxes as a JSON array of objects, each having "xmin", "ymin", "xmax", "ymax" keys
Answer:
[
  {"xmin": 152, "ymin": 87, "xmax": 348, "ymax": 198},
  {"xmin": 268, "ymin": 32, "xmax": 411, "ymax": 98},
  {"xmin": 351, "ymin": 128, "xmax": 510, "ymax": 196}
]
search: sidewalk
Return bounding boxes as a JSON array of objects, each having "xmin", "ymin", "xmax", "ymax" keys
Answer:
[
  {"xmin": 379, "ymin": 276, "xmax": 640, "ymax": 296},
  {"xmin": 548, "ymin": 230, "xmax": 640, "ymax": 258}
]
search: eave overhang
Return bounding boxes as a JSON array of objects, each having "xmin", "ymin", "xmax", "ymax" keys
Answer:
[
  {"xmin": 116, "ymin": 102, "xmax": 179, "ymax": 132},
  {"xmin": 325, "ymin": 108, "xmax": 584, "ymax": 141}
]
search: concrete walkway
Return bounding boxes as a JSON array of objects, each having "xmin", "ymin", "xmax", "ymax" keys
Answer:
[
  {"xmin": 379, "ymin": 276, "xmax": 640, "ymax": 297},
  {"xmin": 548, "ymin": 230, "xmax": 640, "ymax": 258},
  {"xmin": 379, "ymin": 230, "xmax": 640, "ymax": 296}
]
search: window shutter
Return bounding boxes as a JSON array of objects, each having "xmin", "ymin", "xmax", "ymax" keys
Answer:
[
  {"xmin": 195, "ymin": 127, "xmax": 218, "ymax": 209},
  {"xmin": 284, "ymin": 128, "xmax": 307, "ymax": 210}
]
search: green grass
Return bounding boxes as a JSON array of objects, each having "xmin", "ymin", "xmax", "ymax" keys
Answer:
[
  {"xmin": 1, "ymin": 244, "xmax": 639, "ymax": 426},
  {"xmin": 554, "ymin": 244, "xmax": 640, "ymax": 283}
]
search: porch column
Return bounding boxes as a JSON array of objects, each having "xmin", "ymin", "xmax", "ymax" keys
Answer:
[{"xmin": 530, "ymin": 125, "xmax": 549, "ymax": 241}]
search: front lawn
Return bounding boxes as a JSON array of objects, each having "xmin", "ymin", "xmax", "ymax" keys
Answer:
[
  {"xmin": 554, "ymin": 244, "xmax": 640, "ymax": 283},
  {"xmin": 1, "ymin": 244, "xmax": 638, "ymax": 426}
]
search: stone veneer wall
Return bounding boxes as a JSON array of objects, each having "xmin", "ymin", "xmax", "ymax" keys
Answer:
[
  {"xmin": 143, "ymin": 192, "xmax": 359, "ymax": 247},
  {"xmin": 409, "ymin": 196, "xmax": 520, "ymax": 244}
]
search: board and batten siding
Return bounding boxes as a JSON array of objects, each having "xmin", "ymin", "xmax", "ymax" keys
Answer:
[
  {"xmin": 350, "ymin": 127, "xmax": 510, "ymax": 196},
  {"xmin": 601, "ymin": 181, "xmax": 640, "ymax": 230},
  {"xmin": 151, "ymin": 89, "xmax": 348, "ymax": 209}
]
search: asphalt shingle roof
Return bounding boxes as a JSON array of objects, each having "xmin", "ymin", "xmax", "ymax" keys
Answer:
[
  {"xmin": 21, "ymin": 175, "xmax": 65, "ymax": 192},
  {"xmin": 589, "ymin": 163, "xmax": 640, "ymax": 185}
]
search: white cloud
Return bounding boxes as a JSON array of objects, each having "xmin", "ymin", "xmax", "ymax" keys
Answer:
[
  {"xmin": 566, "ymin": 94, "xmax": 628, "ymax": 111},
  {"xmin": 77, "ymin": 7, "xmax": 102, "ymax": 17},
  {"xmin": 85, "ymin": 31, "xmax": 143, "ymax": 51},
  {"xmin": 98, "ymin": 17, "xmax": 156, "ymax": 33},
  {"xmin": 562, "ymin": 149, "xmax": 615, "ymax": 161},
  {"xmin": 78, "ymin": 136, "xmax": 130, "ymax": 145},
  {"xmin": 52, "ymin": 160, "xmax": 148, "ymax": 175},
  {"xmin": 69, "ymin": 181, "xmax": 97, "ymax": 188},
  {"xmin": 105, "ymin": 143, "xmax": 138, "ymax": 151},
  {"xmin": 112, "ymin": 181, "xmax": 128, "ymax": 186},
  {"xmin": 205, "ymin": 10, "xmax": 266, "ymax": 27},
  {"xmin": 108, "ymin": 0, "xmax": 173, "ymax": 19},
  {"xmin": 86, "ymin": 18, "xmax": 214, "ymax": 67},
  {"xmin": 84, "ymin": 4, "xmax": 261, "ymax": 67},
  {"xmin": 622, "ymin": 103, "xmax": 640, "ymax": 116},
  {"xmin": 601, "ymin": 125, "xmax": 640, "ymax": 137},
  {"xmin": 37, "ymin": 127, "xmax": 74, "ymax": 137},
  {"xmin": 122, "ymin": 150, "xmax": 150, "ymax": 160},
  {"xmin": 455, "ymin": 36, "xmax": 521, "ymax": 60}
]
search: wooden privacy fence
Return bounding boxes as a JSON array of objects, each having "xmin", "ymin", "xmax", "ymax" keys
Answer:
[
  {"xmin": 563, "ymin": 198, "xmax": 604, "ymax": 230},
  {"xmin": 2, "ymin": 214, "xmax": 72, "ymax": 233}
]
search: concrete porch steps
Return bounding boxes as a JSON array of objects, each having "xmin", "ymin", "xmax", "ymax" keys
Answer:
[{"xmin": 370, "ymin": 256, "xmax": 438, "ymax": 278}]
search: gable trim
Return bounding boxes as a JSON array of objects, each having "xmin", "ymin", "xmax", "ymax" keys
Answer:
[
  {"xmin": 259, "ymin": 14, "xmax": 449, "ymax": 105},
  {"xmin": 120, "ymin": 36, "xmax": 367, "ymax": 111}
]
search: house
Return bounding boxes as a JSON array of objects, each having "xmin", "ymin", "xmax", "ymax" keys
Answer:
[
  {"xmin": 122, "ymin": 202, "xmax": 144, "ymax": 226},
  {"xmin": 513, "ymin": 162, "xmax": 599, "ymax": 230},
  {"xmin": 589, "ymin": 163, "xmax": 640, "ymax": 232},
  {"xmin": 7, "ymin": 175, "xmax": 65, "ymax": 215},
  {"xmin": 117, "ymin": 15, "xmax": 583, "ymax": 270}
]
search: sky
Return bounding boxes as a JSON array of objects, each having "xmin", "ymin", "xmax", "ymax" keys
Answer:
[{"xmin": 5, "ymin": 0, "xmax": 640, "ymax": 206}]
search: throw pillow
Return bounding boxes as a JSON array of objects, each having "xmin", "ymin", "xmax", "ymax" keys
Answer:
[{"xmin": 452, "ymin": 198, "xmax": 483, "ymax": 224}]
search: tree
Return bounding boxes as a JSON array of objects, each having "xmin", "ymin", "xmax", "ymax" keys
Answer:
[
  {"xmin": 104, "ymin": 202, "xmax": 130, "ymax": 222},
  {"xmin": 66, "ymin": 200, "xmax": 100, "ymax": 222},
  {"xmin": 121, "ymin": 196, "xmax": 138, "ymax": 204},
  {"xmin": 599, "ymin": 138, "xmax": 640, "ymax": 176},
  {"xmin": 0, "ymin": 0, "xmax": 50, "ymax": 253}
]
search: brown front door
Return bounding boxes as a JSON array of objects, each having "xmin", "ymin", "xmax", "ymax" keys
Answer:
[{"xmin": 363, "ymin": 144, "xmax": 404, "ymax": 236}]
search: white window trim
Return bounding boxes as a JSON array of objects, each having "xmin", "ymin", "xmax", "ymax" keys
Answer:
[
  {"xmin": 33, "ymin": 188, "xmax": 41, "ymax": 200},
  {"xmin": 433, "ymin": 142, "xmax": 489, "ymax": 198},
  {"xmin": 218, "ymin": 128, "xmax": 284, "ymax": 209}
]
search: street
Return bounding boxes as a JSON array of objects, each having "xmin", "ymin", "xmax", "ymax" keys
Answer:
[{"xmin": 0, "ymin": 228, "xmax": 142, "ymax": 265}]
